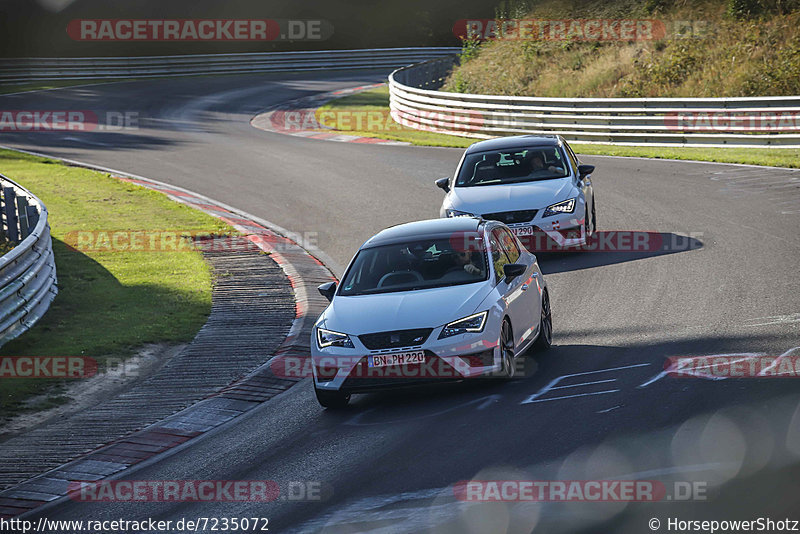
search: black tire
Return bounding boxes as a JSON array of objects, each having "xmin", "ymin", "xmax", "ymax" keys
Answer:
[
  {"xmin": 500, "ymin": 319, "xmax": 516, "ymax": 379},
  {"xmin": 585, "ymin": 198, "xmax": 597, "ymax": 238},
  {"xmin": 314, "ymin": 383, "xmax": 351, "ymax": 409},
  {"xmin": 533, "ymin": 289, "xmax": 553, "ymax": 351}
]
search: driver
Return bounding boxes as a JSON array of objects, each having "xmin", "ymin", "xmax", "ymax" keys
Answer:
[
  {"xmin": 530, "ymin": 156, "xmax": 545, "ymax": 171},
  {"xmin": 453, "ymin": 250, "xmax": 481, "ymax": 275},
  {"xmin": 530, "ymin": 155, "xmax": 560, "ymax": 174}
]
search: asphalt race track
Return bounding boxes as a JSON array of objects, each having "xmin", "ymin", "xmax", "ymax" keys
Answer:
[{"xmin": 1, "ymin": 70, "xmax": 799, "ymax": 533}]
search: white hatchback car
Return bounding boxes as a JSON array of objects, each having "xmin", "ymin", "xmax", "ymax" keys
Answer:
[
  {"xmin": 436, "ymin": 135, "xmax": 596, "ymax": 251},
  {"xmin": 311, "ymin": 217, "xmax": 552, "ymax": 408}
]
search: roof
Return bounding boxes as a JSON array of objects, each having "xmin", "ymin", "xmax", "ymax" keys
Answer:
[
  {"xmin": 363, "ymin": 217, "xmax": 483, "ymax": 248},
  {"xmin": 464, "ymin": 134, "xmax": 561, "ymax": 154}
]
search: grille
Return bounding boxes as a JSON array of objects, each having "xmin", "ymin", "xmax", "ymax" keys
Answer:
[
  {"xmin": 358, "ymin": 328, "xmax": 433, "ymax": 350},
  {"xmin": 482, "ymin": 209, "xmax": 538, "ymax": 225}
]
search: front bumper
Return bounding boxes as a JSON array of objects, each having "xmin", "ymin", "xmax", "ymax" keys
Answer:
[
  {"xmin": 514, "ymin": 223, "xmax": 587, "ymax": 252},
  {"xmin": 508, "ymin": 204, "xmax": 588, "ymax": 251},
  {"xmin": 311, "ymin": 327, "xmax": 502, "ymax": 392}
]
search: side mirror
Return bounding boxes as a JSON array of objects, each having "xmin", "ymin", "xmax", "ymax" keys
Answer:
[
  {"xmin": 503, "ymin": 263, "xmax": 526, "ymax": 281},
  {"xmin": 435, "ymin": 177, "xmax": 450, "ymax": 193},
  {"xmin": 318, "ymin": 281, "xmax": 337, "ymax": 302},
  {"xmin": 578, "ymin": 164, "xmax": 595, "ymax": 178}
]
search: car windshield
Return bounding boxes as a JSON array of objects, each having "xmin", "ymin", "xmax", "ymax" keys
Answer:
[
  {"xmin": 338, "ymin": 236, "xmax": 488, "ymax": 296},
  {"xmin": 455, "ymin": 145, "xmax": 570, "ymax": 187}
]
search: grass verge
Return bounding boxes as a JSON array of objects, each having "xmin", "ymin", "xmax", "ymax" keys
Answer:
[
  {"xmin": 319, "ymin": 87, "xmax": 800, "ymax": 168},
  {"xmin": 0, "ymin": 149, "xmax": 231, "ymax": 417}
]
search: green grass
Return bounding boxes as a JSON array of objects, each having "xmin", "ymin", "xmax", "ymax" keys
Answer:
[
  {"xmin": 0, "ymin": 149, "xmax": 231, "ymax": 416},
  {"xmin": 318, "ymin": 87, "xmax": 800, "ymax": 168}
]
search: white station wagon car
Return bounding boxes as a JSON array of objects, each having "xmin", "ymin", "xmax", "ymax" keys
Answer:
[
  {"xmin": 436, "ymin": 135, "xmax": 596, "ymax": 251},
  {"xmin": 311, "ymin": 217, "xmax": 552, "ymax": 409}
]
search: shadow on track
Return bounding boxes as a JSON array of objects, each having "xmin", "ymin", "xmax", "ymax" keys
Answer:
[
  {"xmin": 316, "ymin": 331, "xmax": 797, "ymax": 429},
  {"xmin": 531, "ymin": 231, "xmax": 703, "ymax": 274},
  {"xmin": 0, "ymin": 130, "xmax": 182, "ymax": 152}
]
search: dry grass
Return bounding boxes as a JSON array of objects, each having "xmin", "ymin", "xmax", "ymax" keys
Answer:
[{"xmin": 443, "ymin": 1, "xmax": 800, "ymax": 97}]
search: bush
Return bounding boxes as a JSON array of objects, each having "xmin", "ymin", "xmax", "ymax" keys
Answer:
[
  {"xmin": 450, "ymin": 71, "xmax": 470, "ymax": 93},
  {"xmin": 741, "ymin": 34, "xmax": 800, "ymax": 94},
  {"xmin": 459, "ymin": 37, "xmax": 482, "ymax": 63},
  {"xmin": 0, "ymin": 238, "xmax": 14, "ymax": 256}
]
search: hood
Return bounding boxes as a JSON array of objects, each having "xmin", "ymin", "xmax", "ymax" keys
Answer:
[
  {"xmin": 449, "ymin": 178, "xmax": 576, "ymax": 215},
  {"xmin": 321, "ymin": 282, "xmax": 494, "ymax": 335}
]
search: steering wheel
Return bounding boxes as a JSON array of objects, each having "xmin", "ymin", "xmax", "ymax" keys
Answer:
[{"xmin": 377, "ymin": 270, "xmax": 424, "ymax": 288}]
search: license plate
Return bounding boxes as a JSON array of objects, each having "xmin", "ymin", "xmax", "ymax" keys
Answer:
[
  {"xmin": 368, "ymin": 351, "xmax": 426, "ymax": 368},
  {"xmin": 510, "ymin": 225, "xmax": 534, "ymax": 236}
]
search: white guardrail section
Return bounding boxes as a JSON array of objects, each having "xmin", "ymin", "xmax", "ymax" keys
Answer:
[
  {"xmin": 389, "ymin": 56, "xmax": 800, "ymax": 148},
  {"xmin": 0, "ymin": 175, "xmax": 58, "ymax": 347},
  {"xmin": 0, "ymin": 47, "xmax": 461, "ymax": 84}
]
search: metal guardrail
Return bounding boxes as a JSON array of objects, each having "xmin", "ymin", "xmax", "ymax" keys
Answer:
[
  {"xmin": 0, "ymin": 47, "xmax": 460, "ymax": 84},
  {"xmin": 0, "ymin": 175, "xmax": 58, "ymax": 347},
  {"xmin": 389, "ymin": 56, "xmax": 800, "ymax": 148}
]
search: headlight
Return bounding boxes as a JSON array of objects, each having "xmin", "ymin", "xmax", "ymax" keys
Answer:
[
  {"xmin": 446, "ymin": 209, "xmax": 476, "ymax": 218},
  {"xmin": 439, "ymin": 311, "xmax": 488, "ymax": 339},
  {"xmin": 543, "ymin": 198, "xmax": 576, "ymax": 217},
  {"xmin": 316, "ymin": 328, "xmax": 354, "ymax": 349}
]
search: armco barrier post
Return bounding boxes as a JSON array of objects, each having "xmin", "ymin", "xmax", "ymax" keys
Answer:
[
  {"xmin": 26, "ymin": 205, "xmax": 39, "ymax": 235},
  {"xmin": 16, "ymin": 196, "xmax": 29, "ymax": 239},
  {"xmin": 3, "ymin": 186, "xmax": 18, "ymax": 243}
]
